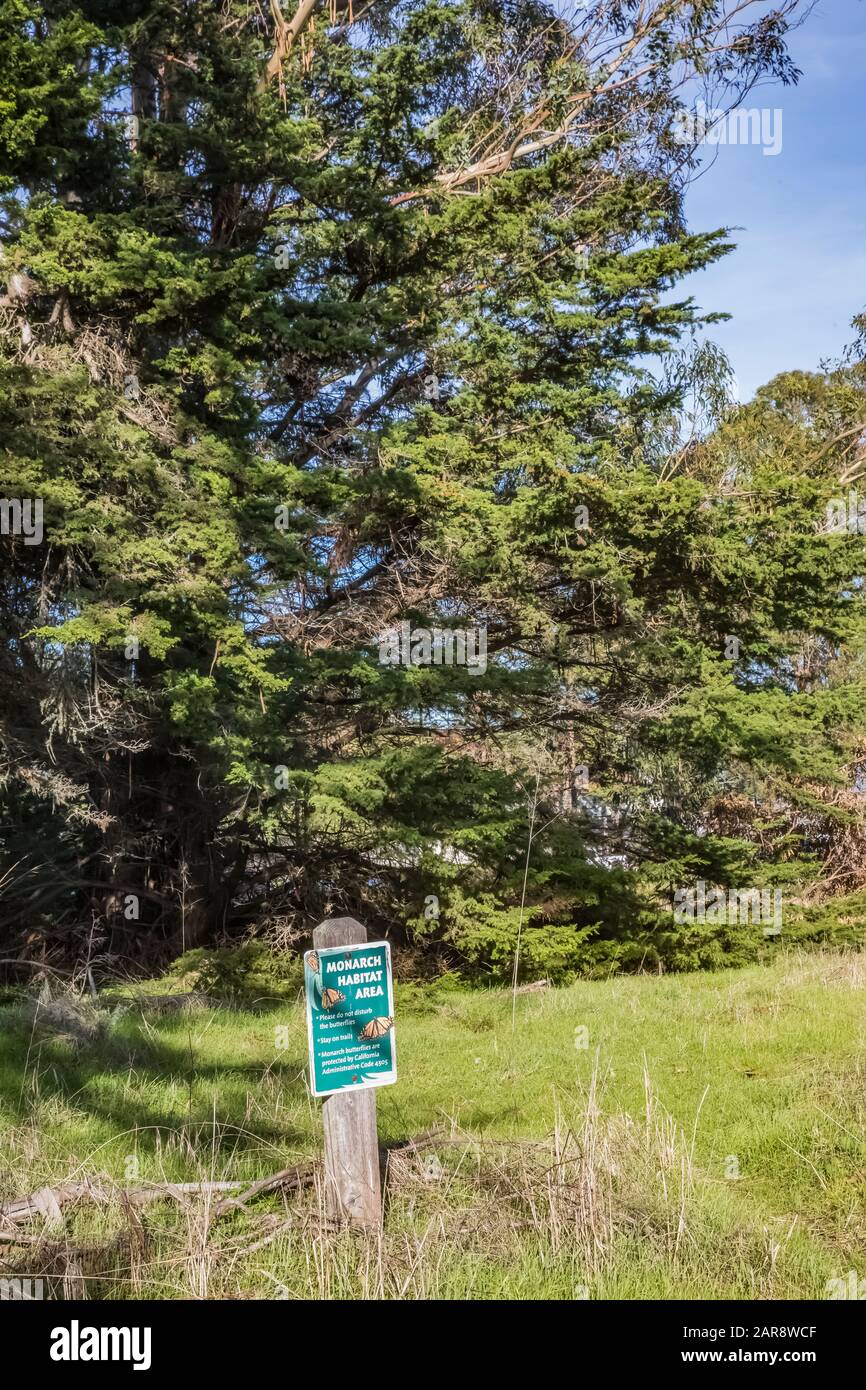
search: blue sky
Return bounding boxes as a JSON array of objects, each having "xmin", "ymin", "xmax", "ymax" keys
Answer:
[{"xmin": 679, "ymin": 0, "xmax": 866, "ymax": 401}]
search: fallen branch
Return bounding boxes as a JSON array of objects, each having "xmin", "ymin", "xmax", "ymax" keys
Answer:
[
  {"xmin": 0, "ymin": 1177, "xmax": 273, "ymax": 1228},
  {"xmin": 209, "ymin": 1163, "xmax": 317, "ymax": 1220},
  {"xmin": 0, "ymin": 1133, "xmax": 445, "ymax": 1230}
]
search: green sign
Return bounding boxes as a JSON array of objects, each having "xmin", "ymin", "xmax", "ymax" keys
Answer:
[{"xmin": 303, "ymin": 941, "xmax": 396, "ymax": 1097}]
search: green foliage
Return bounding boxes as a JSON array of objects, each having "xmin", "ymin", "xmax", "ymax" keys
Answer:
[
  {"xmin": 3, "ymin": 0, "xmax": 863, "ymax": 983},
  {"xmin": 393, "ymin": 970, "xmax": 466, "ymax": 1014},
  {"xmin": 167, "ymin": 943, "xmax": 304, "ymax": 1002},
  {"xmin": 785, "ymin": 888, "xmax": 866, "ymax": 948}
]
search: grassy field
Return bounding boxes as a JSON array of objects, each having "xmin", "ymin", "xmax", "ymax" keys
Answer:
[{"xmin": 1, "ymin": 949, "xmax": 864, "ymax": 1300}]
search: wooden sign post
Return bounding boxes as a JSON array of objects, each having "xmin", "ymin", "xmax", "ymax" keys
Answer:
[{"xmin": 309, "ymin": 917, "xmax": 395, "ymax": 1230}]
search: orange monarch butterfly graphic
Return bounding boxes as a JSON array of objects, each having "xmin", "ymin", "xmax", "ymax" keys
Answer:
[
  {"xmin": 306, "ymin": 951, "xmax": 320, "ymax": 974},
  {"xmin": 359, "ymin": 1016, "xmax": 393, "ymax": 1040},
  {"xmin": 321, "ymin": 987, "xmax": 345, "ymax": 1009}
]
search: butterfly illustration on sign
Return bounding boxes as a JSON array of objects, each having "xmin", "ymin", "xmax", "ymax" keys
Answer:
[{"xmin": 359, "ymin": 1016, "xmax": 393, "ymax": 1040}]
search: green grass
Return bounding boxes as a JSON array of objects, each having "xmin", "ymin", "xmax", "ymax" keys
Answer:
[{"xmin": 1, "ymin": 948, "xmax": 864, "ymax": 1300}]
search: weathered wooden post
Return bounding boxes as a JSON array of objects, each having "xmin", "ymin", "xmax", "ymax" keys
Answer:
[{"xmin": 307, "ymin": 916, "xmax": 396, "ymax": 1230}]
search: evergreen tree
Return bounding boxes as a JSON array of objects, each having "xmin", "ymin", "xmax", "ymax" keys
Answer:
[{"xmin": 3, "ymin": 0, "xmax": 849, "ymax": 980}]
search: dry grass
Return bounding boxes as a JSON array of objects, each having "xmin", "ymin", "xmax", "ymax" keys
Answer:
[
  {"xmin": 0, "ymin": 1060, "xmax": 787, "ymax": 1299},
  {"xmin": 1, "ymin": 949, "xmax": 864, "ymax": 1299}
]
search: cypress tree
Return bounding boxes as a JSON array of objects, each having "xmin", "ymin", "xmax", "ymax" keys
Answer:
[{"xmin": 4, "ymin": 0, "xmax": 850, "ymax": 979}]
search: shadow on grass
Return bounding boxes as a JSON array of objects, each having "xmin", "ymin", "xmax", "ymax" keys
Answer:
[{"xmin": 0, "ymin": 1002, "xmax": 312, "ymax": 1166}]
